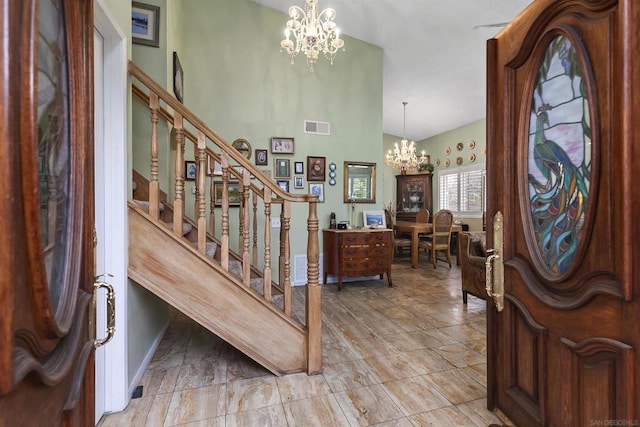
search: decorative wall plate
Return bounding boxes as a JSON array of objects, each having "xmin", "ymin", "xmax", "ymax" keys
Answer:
[
  {"xmin": 445, "ymin": 147, "xmax": 451, "ymax": 155},
  {"xmin": 232, "ymin": 138, "xmax": 252, "ymax": 159},
  {"xmin": 456, "ymin": 142, "xmax": 464, "ymax": 151},
  {"xmin": 444, "ymin": 159, "xmax": 450, "ymax": 167},
  {"xmin": 435, "ymin": 158, "xmax": 440, "ymax": 166},
  {"xmin": 468, "ymin": 140, "xmax": 476, "ymax": 149},
  {"xmin": 469, "ymin": 153, "xmax": 476, "ymax": 162},
  {"xmin": 329, "ymin": 162, "xmax": 337, "ymax": 171},
  {"xmin": 456, "ymin": 156, "xmax": 463, "ymax": 165},
  {"xmin": 329, "ymin": 178, "xmax": 336, "ymax": 186},
  {"xmin": 329, "ymin": 170, "xmax": 336, "ymax": 179}
]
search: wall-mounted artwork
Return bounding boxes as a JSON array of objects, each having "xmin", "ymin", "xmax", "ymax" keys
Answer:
[
  {"xmin": 307, "ymin": 156, "xmax": 326, "ymax": 182},
  {"xmin": 271, "ymin": 137, "xmax": 294, "ymax": 154},
  {"xmin": 132, "ymin": 2, "xmax": 160, "ymax": 47},
  {"xmin": 214, "ymin": 182, "xmax": 241, "ymax": 206}
]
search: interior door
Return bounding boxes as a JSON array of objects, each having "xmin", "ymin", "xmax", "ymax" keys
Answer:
[
  {"xmin": 0, "ymin": 0, "xmax": 96, "ymax": 425},
  {"xmin": 486, "ymin": 0, "xmax": 640, "ymax": 425}
]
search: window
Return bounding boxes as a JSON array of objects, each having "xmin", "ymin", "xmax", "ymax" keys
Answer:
[{"xmin": 438, "ymin": 165, "xmax": 486, "ymax": 217}]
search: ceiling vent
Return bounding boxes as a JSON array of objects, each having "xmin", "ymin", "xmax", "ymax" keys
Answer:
[{"xmin": 304, "ymin": 120, "xmax": 330, "ymax": 136}]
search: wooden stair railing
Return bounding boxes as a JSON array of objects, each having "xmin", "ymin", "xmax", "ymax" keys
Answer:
[{"xmin": 128, "ymin": 61, "xmax": 322, "ymax": 374}]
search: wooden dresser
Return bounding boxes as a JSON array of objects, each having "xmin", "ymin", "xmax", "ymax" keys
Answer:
[{"xmin": 323, "ymin": 228, "xmax": 393, "ymax": 290}]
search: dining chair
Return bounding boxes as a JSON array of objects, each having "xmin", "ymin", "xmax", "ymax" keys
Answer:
[
  {"xmin": 415, "ymin": 209, "xmax": 430, "ymax": 223},
  {"xmin": 385, "ymin": 208, "xmax": 411, "ymax": 255},
  {"xmin": 415, "ymin": 209, "xmax": 431, "ymax": 245},
  {"xmin": 418, "ymin": 209, "xmax": 454, "ymax": 268}
]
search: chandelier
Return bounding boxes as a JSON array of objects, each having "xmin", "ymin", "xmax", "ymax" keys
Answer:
[
  {"xmin": 385, "ymin": 102, "xmax": 429, "ymax": 173},
  {"xmin": 280, "ymin": 0, "xmax": 345, "ymax": 71}
]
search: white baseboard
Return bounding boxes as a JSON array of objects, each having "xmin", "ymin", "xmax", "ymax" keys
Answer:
[{"xmin": 127, "ymin": 318, "xmax": 170, "ymax": 398}]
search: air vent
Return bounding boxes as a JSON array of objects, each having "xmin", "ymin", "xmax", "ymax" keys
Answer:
[{"xmin": 304, "ymin": 120, "xmax": 330, "ymax": 136}]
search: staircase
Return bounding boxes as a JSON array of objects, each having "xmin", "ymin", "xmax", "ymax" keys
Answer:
[{"xmin": 127, "ymin": 61, "xmax": 322, "ymax": 375}]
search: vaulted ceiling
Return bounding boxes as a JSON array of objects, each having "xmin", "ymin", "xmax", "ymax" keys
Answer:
[{"xmin": 252, "ymin": 0, "xmax": 533, "ymax": 140}]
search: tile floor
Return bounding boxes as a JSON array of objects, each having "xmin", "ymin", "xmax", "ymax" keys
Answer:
[{"xmin": 99, "ymin": 253, "xmax": 503, "ymax": 426}]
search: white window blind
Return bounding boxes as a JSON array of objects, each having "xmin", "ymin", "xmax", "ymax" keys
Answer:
[{"xmin": 438, "ymin": 165, "xmax": 486, "ymax": 216}]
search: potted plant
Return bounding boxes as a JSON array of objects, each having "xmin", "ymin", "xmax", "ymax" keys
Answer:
[{"xmin": 418, "ymin": 162, "xmax": 434, "ymax": 174}]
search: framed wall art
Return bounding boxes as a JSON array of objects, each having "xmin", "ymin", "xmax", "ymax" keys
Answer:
[
  {"xmin": 307, "ymin": 156, "xmax": 326, "ymax": 182},
  {"xmin": 294, "ymin": 161, "xmax": 304, "ymax": 174},
  {"xmin": 255, "ymin": 149, "xmax": 268, "ymax": 166},
  {"xmin": 277, "ymin": 180, "xmax": 290, "ymax": 192},
  {"xmin": 214, "ymin": 182, "xmax": 241, "ymax": 206},
  {"xmin": 271, "ymin": 137, "xmax": 294, "ymax": 154},
  {"xmin": 274, "ymin": 158, "xmax": 291, "ymax": 178},
  {"xmin": 232, "ymin": 138, "xmax": 251, "ymax": 159},
  {"xmin": 185, "ymin": 160, "xmax": 197, "ymax": 181},
  {"xmin": 294, "ymin": 176, "xmax": 304, "ymax": 189},
  {"xmin": 132, "ymin": 2, "xmax": 160, "ymax": 47},
  {"xmin": 207, "ymin": 155, "xmax": 223, "ymax": 176},
  {"xmin": 172, "ymin": 51, "xmax": 183, "ymax": 102},
  {"xmin": 309, "ymin": 183, "xmax": 324, "ymax": 202}
]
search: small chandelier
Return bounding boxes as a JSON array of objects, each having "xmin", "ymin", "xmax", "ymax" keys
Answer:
[
  {"xmin": 385, "ymin": 102, "xmax": 428, "ymax": 174},
  {"xmin": 280, "ymin": 0, "xmax": 345, "ymax": 71}
]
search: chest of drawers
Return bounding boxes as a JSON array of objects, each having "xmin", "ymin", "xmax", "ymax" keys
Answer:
[{"xmin": 323, "ymin": 229, "xmax": 393, "ymax": 290}]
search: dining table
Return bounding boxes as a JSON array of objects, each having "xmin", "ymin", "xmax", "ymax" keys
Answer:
[{"xmin": 393, "ymin": 221, "xmax": 463, "ymax": 268}]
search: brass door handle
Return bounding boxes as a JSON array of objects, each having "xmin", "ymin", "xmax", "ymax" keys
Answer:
[
  {"xmin": 485, "ymin": 212, "xmax": 504, "ymax": 311},
  {"xmin": 90, "ymin": 275, "xmax": 116, "ymax": 348}
]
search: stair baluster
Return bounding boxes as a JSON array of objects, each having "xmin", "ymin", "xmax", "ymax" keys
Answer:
[
  {"xmin": 252, "ymin": 193, "xmax": 258, "ymax": 266},
  {"xmin": 263, "ymin": 187, "xmax": 272, "ymax": 303},
  {"xmin": 241, "ymin": 170, "xmax": 251, "ymax": 285},
  {"xmin": 173, "ymin": 113, "xmax": 185, "ymax": 236},
  {"xmin": 196, "ymin": 132, "xmax": 207, "ymax": 254},
  {"xmin": 148, "ymin": 92, "xmax": 160, "ymax": 220},
  {"xmin": 220, "ymin": 152, "xmax": 230, "ymax": 271}
]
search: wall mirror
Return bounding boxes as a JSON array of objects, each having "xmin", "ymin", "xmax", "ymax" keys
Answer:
[{"xmin": 343, "ymin": 161, "xmax": 376, "ymax": 203}]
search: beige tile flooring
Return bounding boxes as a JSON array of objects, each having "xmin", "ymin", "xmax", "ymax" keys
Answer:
[{"xmin": 99, "ymin": 253, "xmax": 503, "ymax": 426}]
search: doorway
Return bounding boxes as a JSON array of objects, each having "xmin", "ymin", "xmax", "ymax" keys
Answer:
[{"xmin": 93, "ymin": 1, "xmax": 128, "ymax": 422}]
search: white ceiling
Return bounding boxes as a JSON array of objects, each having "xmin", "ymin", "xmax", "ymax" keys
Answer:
[{"xmin": 252, "ymin": 0, "xmax": 533, "ymax": 141}]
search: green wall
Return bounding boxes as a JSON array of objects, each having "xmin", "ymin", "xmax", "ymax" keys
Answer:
[
  {"xmin": 151, "ymin": 0, "xmax": 384, "ymax": 265},
  {"xmin": 418, "ymin": 118, "xmax": 487, "ymax": 231}
]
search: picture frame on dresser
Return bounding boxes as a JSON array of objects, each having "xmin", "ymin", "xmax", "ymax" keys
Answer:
[{"xmin": 362, "ymin": 210, "xmax": 386, "ymax": 228}]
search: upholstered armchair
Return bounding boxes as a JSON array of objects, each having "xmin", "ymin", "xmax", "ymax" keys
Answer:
[{"xmin": 459, "ymin": 232, "xmax": 488, "ymax": 304}]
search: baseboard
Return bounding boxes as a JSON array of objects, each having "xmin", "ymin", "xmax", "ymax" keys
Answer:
[{"xmin": 127, "ymin": 318, "xmax": 170, "ymax": 399}]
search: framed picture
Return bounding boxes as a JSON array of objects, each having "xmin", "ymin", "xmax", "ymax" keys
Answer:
[
  {"xmin": 277, "ymin": 180, "xmax": 290, "ymax": 192},
  {"xmin": 294, "ymin": 176, "xmax": 304, "ymax": 189},
  {"xmin": 232, "ymin": 138, "xmax": 252, "ymax": 160},
  {"xmin": 294, "ymin": 161, "xmax": 304, "ymax": 175},
  {"xmin": 185, "ymin": 161, "xmax": 197, "ymax": 181},
  {"xmin": 207, "ymin": 156, "xmax": 222, "ymax": 176},
  {"xmin": 132, "ymin": 2, "xmax": 160, "ymax": 47},
  {"xmin": 362, "ymin": 210, "xmax": 387, "ymax": 228},
  {"xmin": 274, "ymin": 158, "xmax": 291, "ymax": 178},
  {"xmin": 173, "ymin": 52, "xmax": 183, "ymax": 102},
  {"xmin": 309, "ymin": 183, "xmax": 324, "ymax": 202},
  {"xmin": 255, "ymin": 149, "xmax": 268, "ymax": 166},
  {"xmin": 231, "ymin": 166, "xmax": 253, "ymax": 180},
  {"xmin": 214, "ymin": 182, "xmax": 241, "ymax": 206},
  {"xmin": 307, "ymin": 156, "xmax": 326, "ymax": 181},
  {"xmin": 271, "ymin": 137, "xmax": 295, "ymax": 154}
]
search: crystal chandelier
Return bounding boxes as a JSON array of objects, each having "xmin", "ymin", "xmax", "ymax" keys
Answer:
[
  {"xmin": 385, "ymin": 102, "xmax": 428, "ymax": 173},
  {"xmin": 280, "ymin": 0, "xmax": 345, "ymax": 71}
]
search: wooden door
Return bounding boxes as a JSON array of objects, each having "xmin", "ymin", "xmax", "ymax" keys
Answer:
[
  {"xmin": 486, "ymin": 0, "xmax": 640, "ymax": 425},
  {"xmin": 0, "ymin": 0, "xmax": 96, "ymax": 425}
]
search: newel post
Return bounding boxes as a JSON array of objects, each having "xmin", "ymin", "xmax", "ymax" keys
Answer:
[{"xmin": 306, "ymin": 200, "xmax": 321, "ymax": 374}]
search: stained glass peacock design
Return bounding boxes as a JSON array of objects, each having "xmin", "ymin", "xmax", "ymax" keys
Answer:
[{"xmin": 528, "ymin": 35, "xmax": 592, "ymax": 275}]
